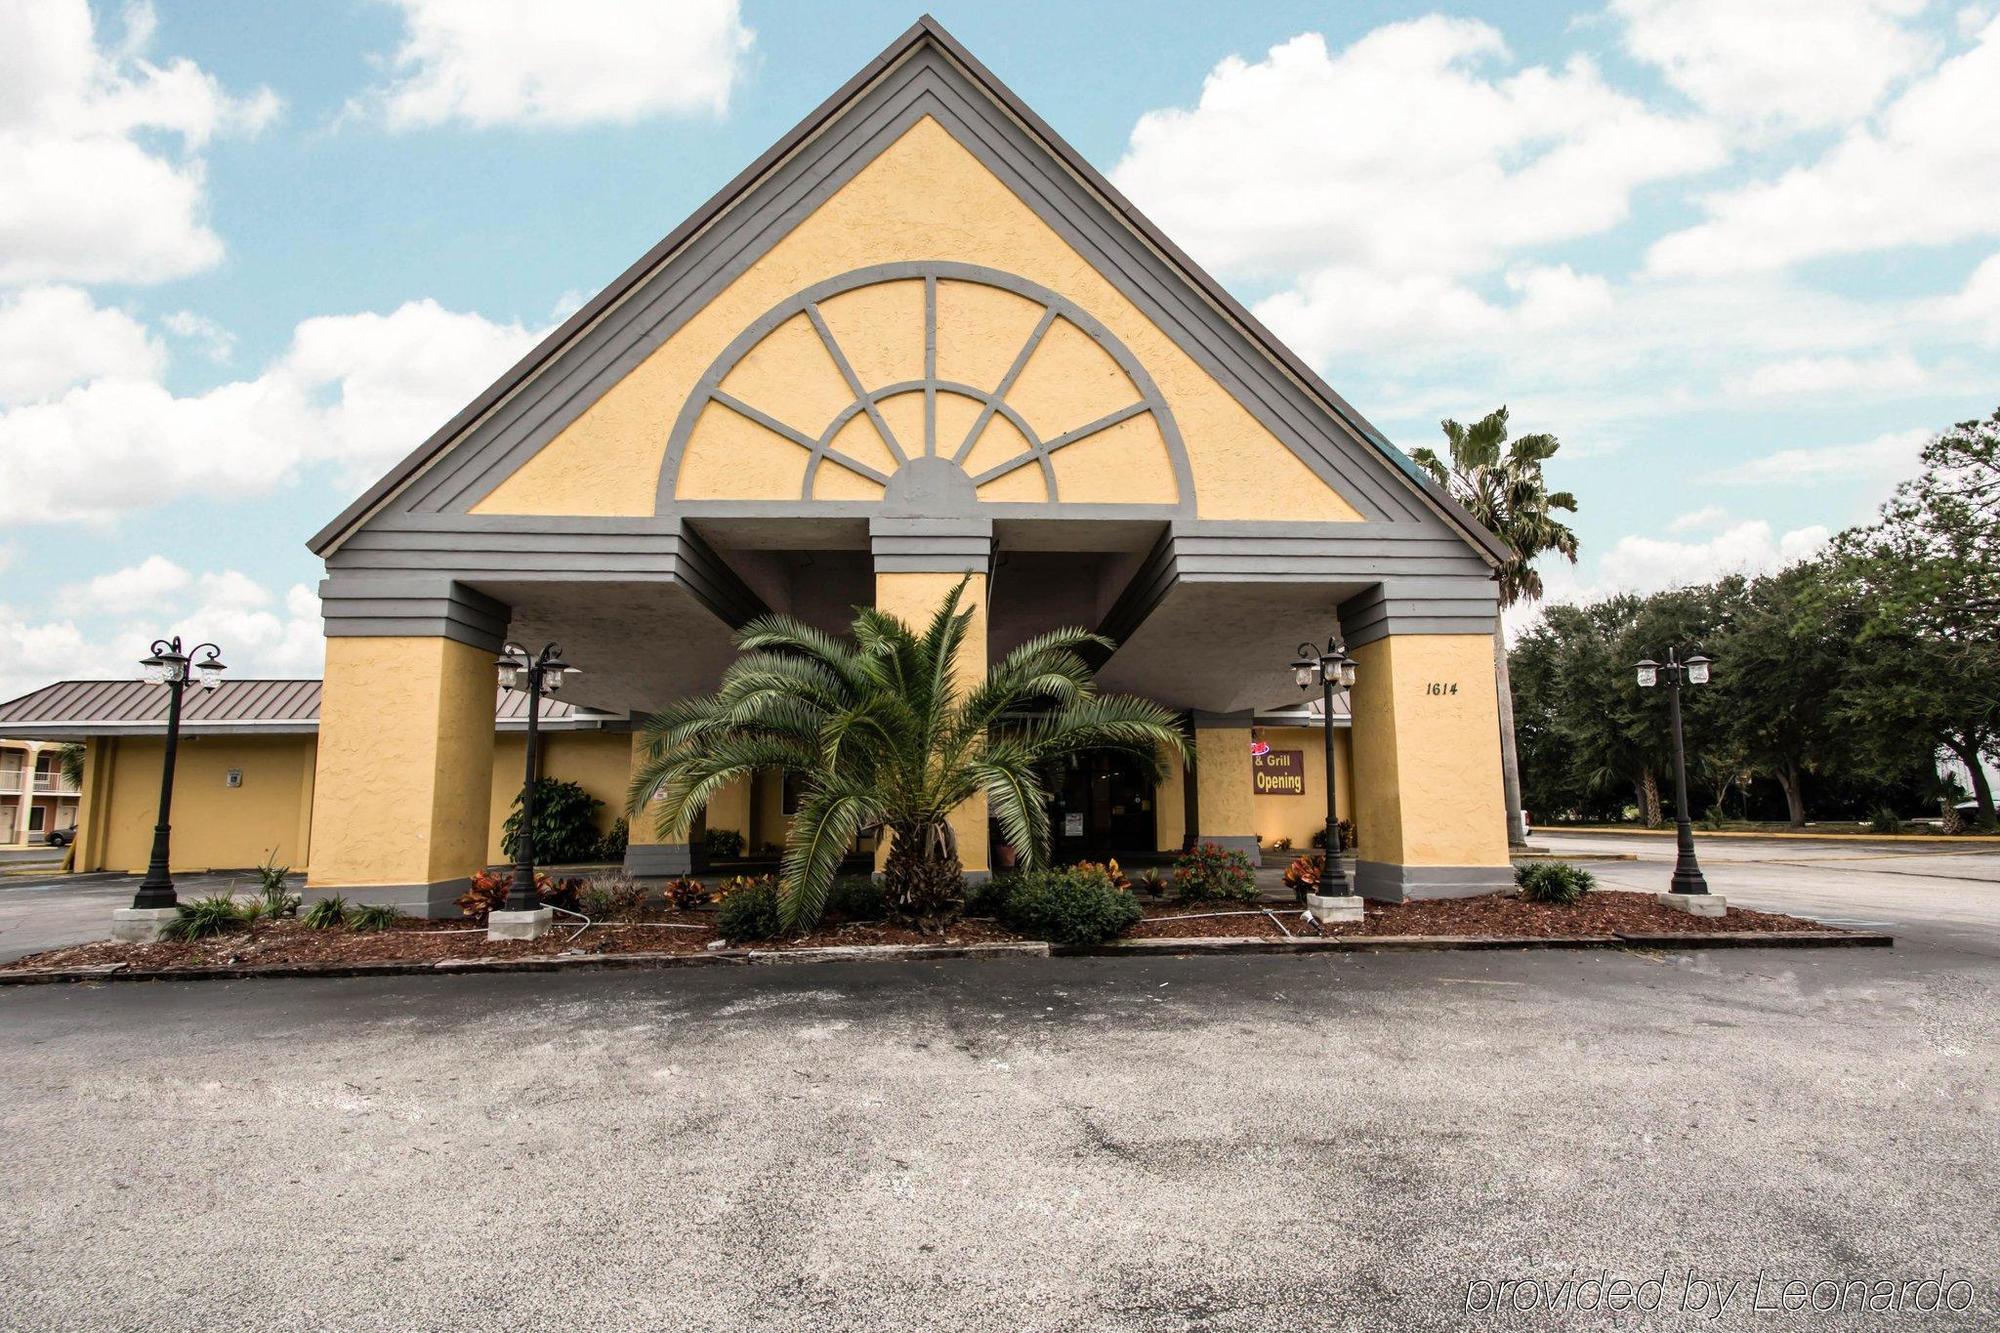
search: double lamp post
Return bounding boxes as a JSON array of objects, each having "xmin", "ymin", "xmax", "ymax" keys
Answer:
[
  {"xmin": 130, "ymin": 637, "xmax": 227, "ymax": 913},
  {"xmin": 1291, "ymin": 636, "xmax": 1357, "ymax": 906},
  {"xmin": 495, "ymin": 641, "xmax": 577, "ymax": 915},
  {"xmin": 1636, "ymin": 647, "xmax": 1713, "ymax": 900}
]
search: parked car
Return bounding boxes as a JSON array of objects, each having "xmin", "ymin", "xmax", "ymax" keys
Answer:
[{"xmin": 44, "ymin": 826, "xmax": 75, "ymax": 849}]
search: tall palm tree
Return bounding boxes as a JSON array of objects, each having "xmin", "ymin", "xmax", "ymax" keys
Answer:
[
  {"xmin": 629, "ymin": 578, "xmax": 1187, "ymax": 933},
  {"xmin": 1411, "ymin": 406, "xmax": 1580, "ymax": 846}
]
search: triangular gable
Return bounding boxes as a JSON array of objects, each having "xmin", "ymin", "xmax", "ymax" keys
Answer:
[{"xmin": 311, "ymin": 16, "xmax": 1505, "ymax": 565}]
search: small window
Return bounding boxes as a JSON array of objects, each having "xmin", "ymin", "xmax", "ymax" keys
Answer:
[{"xmin": 781, "ymin": 772, "xmax": 804, "ymax": 817}]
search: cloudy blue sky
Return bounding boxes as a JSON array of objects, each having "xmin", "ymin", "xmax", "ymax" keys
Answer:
[{"xmin": 2, "ymin": 0, "xmax": 1996, "ymax": 700}]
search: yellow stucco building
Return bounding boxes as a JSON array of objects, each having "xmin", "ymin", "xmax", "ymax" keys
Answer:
[{"xmin": 6, "ymin": 19, "xmax": 1513, "ymax": 913}]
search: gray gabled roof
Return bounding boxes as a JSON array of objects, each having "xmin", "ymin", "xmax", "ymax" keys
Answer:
[
  {"xmin": 0, "ymin": 680, "xmax": 620, "ymax": 739},
  {"xmin": 308, "ymin": 14, "xmax": 1508, "ymax": 567}
]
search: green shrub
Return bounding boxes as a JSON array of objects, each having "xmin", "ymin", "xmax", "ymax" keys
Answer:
[
  {"xmin": 348, "ymin": 903, "xmax": 405, "ymax": 932},
  {"xmin": 962, "ymin": 876, "xmax": 1010, "ymax": 918},
  {"xmin": 715, "ymin": 878, "xmax": 781, "ymax": 942},
  {"xmin": 254, "ymin": 852, "xmax": 299, "ymax": 917},
  {"xmin": 303, "ymin": 896, "xmax": 349, "ymax": 930},
  {"xmin": 825, "ymin": 876, "xmax": 887, "ymax": 922},
  {"xmin": 580, "ymin": 874, "xmax": 648, "ymax": 920},
  {"xmin": 596, "ymin": 817, "xmax": 630, "ymax": 863},
  {"xmin": 664, "ymin": 876, "xmax": 711, "ymax": 911},
  {"xmin": 999, "ymin": 869, "xmax": 1142, "ymax": 946},
  {"xmin": 1171, "ymin": 842, "xmax": 1258, "ymax": 903},
  {"xmin": 161, "ymin": 893, "xmax": 252, "ymax": 941},
  {"xmin": 702, "ymin": 827, "xmax": 747, "ymax": 860},
  {"xmin": 1869, "ymin": 806, "xmax": 1905, "ymax": 835},
  {"xmin": 1515, "ymin": 861, "xmax": 1594, "ymax": 905},
  {"xmin": 1699, "ymin": 805, "xmax": 1727, "ymax": 831},
  {"xmin": 499, "ymin": 778, "xmax": 604, "ymax": 865}
]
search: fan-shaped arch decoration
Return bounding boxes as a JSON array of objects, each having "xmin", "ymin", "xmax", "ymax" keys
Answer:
[{"xmin": 662, "ymin": 262, "xmax": 1192, "ymax": 509}]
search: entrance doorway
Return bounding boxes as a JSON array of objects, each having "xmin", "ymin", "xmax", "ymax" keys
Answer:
[{"xmin": 1046, "ymin": 752, "xmax": 1157, "ymax": 861}]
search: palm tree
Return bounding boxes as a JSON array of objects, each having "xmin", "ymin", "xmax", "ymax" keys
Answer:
[
  {"xmin": 628, "ymin": 578, "xmax": 1187, "ymax": 933},
  {"xmin": 1411, "ymin": 407, "xmax": 1580, "ymax": 846},
  {"xmin": 58, "ymin": 743, "xmax": 84, "ymax": 791}
]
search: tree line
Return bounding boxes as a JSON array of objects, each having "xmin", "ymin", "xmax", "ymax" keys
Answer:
[{"xmin": 1509, "ymin": 408, "xmax": 2000, "ymax": 830}]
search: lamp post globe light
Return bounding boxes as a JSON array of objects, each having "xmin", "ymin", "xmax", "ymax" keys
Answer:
[
  {"xmin": 1635, "ymin": 647, "xmax": 1724, "ymax": 915},
  {"xmin": 110, "ymin": 638, "xmax": 225, "ymax": 941},
  {"xmin": 1291, "ymin": 636, "xmax": 1362, "ymax": 923},
  {"xmin": 491, "ymin": 642, "xmax": 579, "ymax": 936}
]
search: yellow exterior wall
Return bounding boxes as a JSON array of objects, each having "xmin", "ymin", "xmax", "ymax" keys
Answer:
[
  {"xmin": 706, "ymin": 773, "xmax": 752, "ymax": 846},
  {"xmin": 476, "ymin": 116, "xmax": 1364, "ymax": 524},
  {"xmin": 1154, "ymin": 743, "xmax": 1186, "ymax": 854},
  {"xmin": 1190, "ymin": 724, "xmax": 1256, "ymax": 841},
  {"xmin": 750, "ymin": 768, "xmax": 791, "ymax": 853},
  {"xmin": 872, "ymin": 570, "xmax": 989, "ymax": 873},
  {"xmin": 309, "ymin": 637, "xmax": 495, "ymax": 891},
  {"xmin": 1348, "ymin": 635, "xmax": 1509, "ymax": 868},
  {"xmin": 1249, "ymin": 727, "xmax": 1354, "ymax": 852},
  {"xmin": 79, "ymin": 734, "xmax": 318, "ymax": 874},
  {"xmin": 485, "ymin": 731, "xmax": 633, "ymax": 864}
]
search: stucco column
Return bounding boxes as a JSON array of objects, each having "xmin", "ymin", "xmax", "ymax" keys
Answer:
[
  {"xmin": 1345, "ymin": 632, "xmax": 1512, "ymax": 901},
  {"xmin": 871, "ymin": 516, "xmax": 992, "ymax": 877},
  {"xmin": 308, "ymin": 579, "xmax": 507, "ymax": 917},
  {"xmin": 624, "ymin": 724, "xmax": 699, "ymax": 878},
  {"xmin": 1189, "ymin": 711, "xmax": 1260, "ymax": 865}
]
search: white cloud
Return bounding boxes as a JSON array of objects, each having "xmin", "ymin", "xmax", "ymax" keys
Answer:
[
  {"xmin": 1515, "ymin": 520, "xmax": 1829, "ymax": 630},
  {"xmin": 1935, "ymin": 253, "xmax": 2000, "ymax": 344},
  {"xmin": 1613, "ymin": 0, "xmax": 1934, "ymax": 136},
  {"xmin": 0, "ymin": 285, "xmax": 162, "ymax": 405},
  {"xmin": 1720, "ymin": 350, "xmax": 1929, "ymax": 400},
  {"xmin": 362, "ymin": 0, "xmax": 754, "ymax": 130},
  {"xmin": 1707, "ymin": 426, "xmax": 1931, "ymax": 485},
  {"xmin": 1667, "ymin": 504, "xmax": 1727, "ymax": 533},
  {"xmin": 163, "ymin": 310, "xmax": 236, "ymax": 363},
  {"xmin": 1647, "ymin": 15, "xmax": 2000, "ymax": 276},
  {"xmin": 0, "ymin": 299, "xmax": 545, "ymax": 526},
  {"xmin": 1599, "ymin": 520, "xmax": 1830, "ymax": 594},
  {"xmin": 0, "ymin": 0, "xmax": 281, "ymax": 285},
  {"xmin": 63, "ymin": 555, "xmax": 191, "ymax": 615},
  {"xmin": 1110, "ymin": 20, "xmax": 1722, "ymax": 282},
  {"xmin": 0, "ymin": 569, "xmax": 321, "ymax": 705}
]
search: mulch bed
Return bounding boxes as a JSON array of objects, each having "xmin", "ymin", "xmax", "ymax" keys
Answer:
[
  {"xmin": 1127, "ymin": 890, "xmax": 1835, "ymax": 940},
  {"xmin": 0, "ymin": 890, "xmax": 1838, "ymax": 976}
]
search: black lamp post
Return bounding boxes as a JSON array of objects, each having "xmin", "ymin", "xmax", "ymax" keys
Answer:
[
  {"xmin": 1292, "ymin": 636, "xmax": 1356, "ymax": 895},
  {"xmin": 132, "ymin": 637, "xmax": 226, "ymax": 910},
  {"xmin": 496, "ymin": 642, "xmax": 577, "ymax": 913},
  {"xmin": 1636, "ymin": 647, "xmax": 1713, "ymax": 895}
]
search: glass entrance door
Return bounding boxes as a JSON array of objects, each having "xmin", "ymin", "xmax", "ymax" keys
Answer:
[{"xmin": 1048, "ymin": 752, "xmax": 1157, "ymax": 861}]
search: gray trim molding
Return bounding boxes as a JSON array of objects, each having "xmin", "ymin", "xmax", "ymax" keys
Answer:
[
  {"xmin": 1190, "ymin": 710, "xmax": 1255, "ymax": 731},
  {"xmin": 306, "ymin": 878, "xmax": 469, "ymax": 921},
  {"xmin": 319, "ymin": 578, "xmax": 510, "ymax": 653},
  {"xmin": 322, "ymin": 514, "xmax": 770, "ymax": 633},
  {"xmin": 1090, "ymin": 523, "xmax": 1498, "ymax": 653},
  {"xmin": 657, "ymin": 261, "xmax": 1195, "ymax": 513},
  {"xmin": 869, "ymin": 516, "xmax": 994, "ymax": 574},
  {"xmin": 1352, "ymin": 861, "xmax": 1513, "ymax": 904},
  {"xmin": 625, "ymin": 843, "xmax": 697, "ymax": 878}
]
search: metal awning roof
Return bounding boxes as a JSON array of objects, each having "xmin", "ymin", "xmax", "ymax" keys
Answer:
[{"xmin": 0, "ymin": 680, "xmax": 623, "ymax": 739}]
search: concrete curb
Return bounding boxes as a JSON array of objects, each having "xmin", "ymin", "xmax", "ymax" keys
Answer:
[
  {"xmin": 0, "ymin": 929, "xmax": 1891, "ymax": 986},
  {"xmin": 1547, "ymin": 827, "xmax": 2000, "ymax": 845}
]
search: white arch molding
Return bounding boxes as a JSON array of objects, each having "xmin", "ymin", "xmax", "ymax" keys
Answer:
[{"xmin": 659, "ymin": 262, "xmax": 1195, "ymax": 511}]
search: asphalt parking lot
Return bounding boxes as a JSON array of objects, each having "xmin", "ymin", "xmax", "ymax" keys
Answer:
[{"xmin": 1, "ymin": 835, "xmax": 1995, "ymax": 1330}]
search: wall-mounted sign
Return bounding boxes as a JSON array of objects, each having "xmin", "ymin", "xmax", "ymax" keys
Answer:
[
  {"xmin": 1253, "ymin": 750, "xmax": 1304, "ymax": 796},
  {"xmin": 1063, "ymin": 812, "xmax": 1085, "ymax": 837},
  {"xmin": 225, "ymin": 769, "xmax": 243, "ymax": 789}
]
